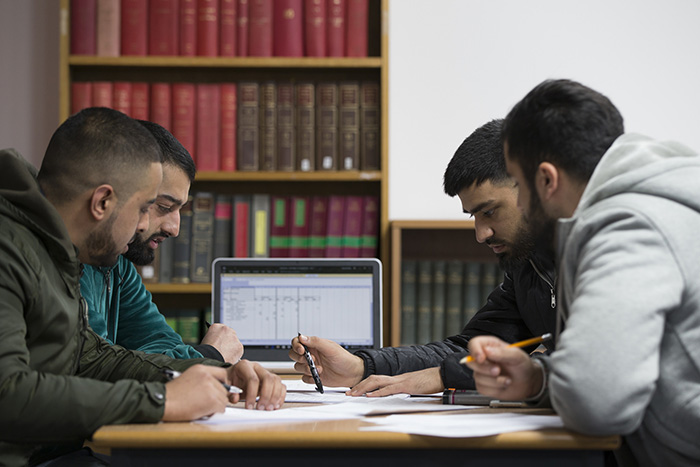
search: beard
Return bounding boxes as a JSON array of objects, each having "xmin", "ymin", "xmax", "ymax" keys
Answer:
[
  {"xmin": 123, "ymin": 231, "xmax": 167, "ymax": 266},
  {"xmin": 84, "ymin": 213, "xmax": 123, "ymax": 267},
  {"xmin": 524, "ymin": 191, "xmax": 557, "ymax": 260},
  {"xmin": 491, "ymin": 222, "xmax": 536, "ymax": 271}
]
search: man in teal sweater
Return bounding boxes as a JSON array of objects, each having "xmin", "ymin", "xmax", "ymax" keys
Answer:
[{"xmin": 80, "ymin": 120, "xmax": 243, "ymax": 362}]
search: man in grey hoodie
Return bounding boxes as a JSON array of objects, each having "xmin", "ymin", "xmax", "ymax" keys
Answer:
[{"xmin": 466, "ymin": 79, "xmax": 700, "ymax": 467}]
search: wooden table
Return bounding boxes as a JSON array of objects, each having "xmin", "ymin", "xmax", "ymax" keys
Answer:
[{"xmin": 90, "ymin": 406, "xmax": 620, "ymax": 467}]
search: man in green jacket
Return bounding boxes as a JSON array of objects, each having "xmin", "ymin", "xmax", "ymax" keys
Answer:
[
  {"xmin": 0, "ymin": 108, "xmax": 285, "ymax": 467},
  {"xmin": 80, "ymin": 120, "xmax": 243, "ymax": 362}
]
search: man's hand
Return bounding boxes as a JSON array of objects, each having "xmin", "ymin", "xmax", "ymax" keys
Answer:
[
  {"xmin": 346, "ymin": 367, "xmax": 444, "ymax": 397},
  {"xmin": 289, "ymin": 335, "xmax": 365, "ymax": 388},
  {"xmin": 201, "ymin": 323, "xmax": 244, "ymax": 362},
  {"xmin": 465, "ymin": 336, "xmax": 543, "ymax": 401},
  {"xmin": 162, "ymin": 364, "xmax": 231, "ymax": 421},
  {"xmin": 227, "ymin": 359, "xmax": 286, "ymax": 410}
]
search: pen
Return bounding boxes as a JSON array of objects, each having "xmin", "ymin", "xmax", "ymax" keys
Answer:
[
  {"xmin": 161, "ymin": 368, "xmax": 242, "ymax": 394},
  {"xmin": 460, "ymin": 333, "xmax": 553, "ymax": 364},
  {"xmin": 298, "ymin": 332, "xmax": 324, "ymax": 394}
]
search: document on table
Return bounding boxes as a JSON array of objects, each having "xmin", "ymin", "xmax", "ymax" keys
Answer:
[{"xmin": 360, "ymin": 412, "xmax": 565, "ymax": 437}]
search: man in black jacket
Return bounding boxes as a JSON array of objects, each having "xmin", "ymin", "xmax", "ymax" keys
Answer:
[{"xmin": 289, "ymin": 119, "xmax": 557, "ymax": 395}]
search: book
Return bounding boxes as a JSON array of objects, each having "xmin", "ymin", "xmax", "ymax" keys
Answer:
[
  {"xmin": 190, "ymin": 191, "xmax": 216, "ymax": 283},
  {"xmin": 327, "ymin": 0, "xmax": 346, "ymax": 57},
  {"xmin": 316, "ymin": 82, "xmax": 339, "ymax": 171},
  {"xmin": 150, "ymin": 83, "xmax": 172, "ymax": 130},
  {"xmin": 213, "ymin": 194, "xmax": 232, "ymax": 260},
  {"xmin": 269, "ymin": 195, "xmax": 290, "ymax": 257},
  {"xmin": 325, "ymin": 194, "xmax": 345, "ymax": 257},
  {"xmin": 130, "ymin": 82, "xmax": 150, "ymax": 120},
  {"xmin": 444, "ymin": 260, "xmax": 464, "ymax": 336},
  {"xmin": 92, "ymin": 81, "xmax": 114, "ymax": 108},
  {"xmin": 251, "ymin": 194, "xmax": 270, "ymax": 257},
  {"xmin": 296, "ymin": 82, "xmax": 315, "ymax": 171},
  {"xmin": 415, "ymin": 260, "xmax": 433, "ymax": 344},
  {"xmin": 340, "ymin": 195, "xmax": 363, "ymax": 257},
  {"xmin": 259, "ymin": 81, "xmax": 277, "ymax": 171},
  {"xmin": 463, "ymin": 261, "xmax": 481, "ymax": 325},
  {"xmin": 120, "ymin": 0, "xmax": 148, "ymax": 56},
  {"xmin": 149, "ymin": 0, "xmax": 179, "ymax": 56},
  {"xmin": 276, "ymin": 82, "xmax": 295, "ymax": 171},
  {"xmin": 359, "ymin": 195, "xmax": 378, "ymax": 258},
  {"xmin": 172, "ymin": 195, "xmax": 194, "ymax": 283},
  {"xmin": 172, "ymin": 83, "xmax": 196, "ymax": 159},
  {"xmin": 220, "ymin": 0, "xmax": 238, "ymax": 56},
  {"xmin": 480, "ymin": 262, "xmax": 500, "ymax": 306},
  {"xmin": 179, "ymin": 0, "xmax": 197, "ymax": 56},
  {"xmin": 159, "ymin": 236, "xmax": 175, "ymax": 283},
  {"xmin": 237, "ymin": 82, "xmax": 260, "ymax": 171},
  {"xmin": 220, "ymin": 83, "xmax": 237, "ymax": 171},
  {"xmin": 400, "ymin": 259, "xmax": 418, "ymax": 346},
  {"xmin": 288, "ymin": 196, "xmax": 310, "ymax": 257},
  {"xmin": 196, "ymin": 83, "xmax": 221, "ymax": 171},
  {"xmin": 71, "ymin": 0, "xmax": 97, "ymax": 55},
  {"xmin": 359, "ymin": 81, "xmax": 380, "ymax": 170},
  {"xmin": 178, "ymin": 309, "xmax": 202, "ymax": 344},
  {"xmin": 197, "ymin": 0, "xmax": 219, "ymax": 56},
  {"xmin": 71, "ymin": 82, "xmax": 92, "ymax": 114},
  {"xmin": 304, "ymin": 0, "xmax": 326, "ymax": 57},
  {"xmin": 308, "ymin": 195, "xmax": 328, "ymax": 257},
  {"xmin": 273, "ymin": 0, "xmax": 303, "ymax": 57},
  {"xmin": 112, "ymin": 81, "xmax": 132, "ymax": 115},
  {"xmin": 345, "ymin": 0, "xmax": 367, "ymax": 57},
  {"xmin": 232, "ymin": 195, "xmax": 252, "ymax": 257},
  {"xmin": 431, "ymin": 260, "xmax": 447, "ymax": 341},
  {"xmin": 338, "ymin": 81, "xmax": 360, "ymax": 170},
  {"xmin": 236, "ymin": 0, "xmax": 249, "ymax": 56},
  {"xmin": 96, "ymin": 0, "xmax": 120, "ymax": 57},
  {"xmin": 248, "ymin": 0, "xmax": 273, "ymax": 56}
]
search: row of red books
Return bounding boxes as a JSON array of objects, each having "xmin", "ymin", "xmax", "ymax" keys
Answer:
[
  {"xmin": 140, "ymin": 192, "xmax": 379, "ymax": 283},
  {"xmin": 71, "ymin": 79, "xmax": 380, "ymax": 172},
  {"xmin": 71, "ymin": 0, "xmax": 370, "ymax": 58}
]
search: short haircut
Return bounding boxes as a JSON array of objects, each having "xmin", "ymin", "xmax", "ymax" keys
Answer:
[
  {"xmin": 502, "ymin": 79, "xmax": 624, "ymax": 186},
  {"xmin": 137, "ymin": 119, "xmax": 196, "ymax": 183},
  {"xmin": 38, "ymin": 107, "xmax": 161, "ymax": 206},
  {"xmin": 443, "ymin": 119, "xmax": 508, "ymax": 197}
]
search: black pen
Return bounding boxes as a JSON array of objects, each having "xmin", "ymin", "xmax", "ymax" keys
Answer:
[
  {"xmin": 298, "ymin": 332, "xmax": 324, "ymax": 394},
  {"xmin": 161, "ymin": 368, "xmax": 242, "ymax": 394}
]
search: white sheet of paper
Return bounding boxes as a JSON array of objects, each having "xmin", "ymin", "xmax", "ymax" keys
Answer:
[{"xmin": 360, "ymin": 412, "xmax": 565, "ymax": 437}]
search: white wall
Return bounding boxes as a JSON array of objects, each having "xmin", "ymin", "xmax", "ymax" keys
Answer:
[{"xmin": 389, "ymin": 0, "xmax": 700, "ymax": 220}]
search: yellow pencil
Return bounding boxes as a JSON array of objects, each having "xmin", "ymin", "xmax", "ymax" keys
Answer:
[{"xmin": 460, "ymin": 333, "xmax": 553, "ymax": 364}]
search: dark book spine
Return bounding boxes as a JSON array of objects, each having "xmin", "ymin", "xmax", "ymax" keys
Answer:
[
  {"xmin": 359, "ymin": 81, "xmax": 380, "ymax": 170},
  {"xmin": 190, "ymin": 192, "xmax": 216, "ymax": 283},
  {"xmin": 237, "ymin": 82, "xmax": 260, "ymax": 170},
  {"xmin": 296, "ymin": 82, "xmax": 315, "ymax": 171},
  {"xmin": 316, "ymin": 82, "xmax": 339, "ymax": 171},
  {"xmin": 276, "ymin": 83, "xmax": 296, "ymax": 171},
  {"xmin": 463, "ymin": 261, "xmax": 481, "ymax": 324},
  {"xmin": 400, "ymin": 259, "xmax": 417, "ymax": 346},
  {"xmin": 431, "ymin": 260, "xmax": 447, "ymax": 342},
  {"xmin": 172, "ymin": 195, "xmax": 194, "ymax": 283},
  {"xmin": 416, "ymin": 260, "xmax": 433, "ymax": 344},
  {"xmin": 259, "ymin": 81, "xmax": 277, "ymax": 171},
  {"xmin": 339, "ymin": 81, "xmax": 360, "ymax": 170},
  {"xmin": 213, "ymin": 194, "xmax": 233, "ymax": 260},
  {"xmin": 158, "ymin": 236, "xmax": 175, "ymax": 283},
  {"xmin": 445, "ymin": 260, "xmax": 464, "ymax": 336}
]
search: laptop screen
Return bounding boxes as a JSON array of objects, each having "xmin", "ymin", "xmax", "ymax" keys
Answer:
[{"xmin": 212, "ymin": 258, "xmax": 382, "ymax": 363}]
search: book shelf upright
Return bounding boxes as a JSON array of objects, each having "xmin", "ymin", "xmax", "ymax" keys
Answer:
[
  {"xmin": 390, "ymin": 220, "xmax": 497, "ymax": 347},
  {"xmin": 58, "ymin": 0, "xmax": 391, "ymax": 343}
]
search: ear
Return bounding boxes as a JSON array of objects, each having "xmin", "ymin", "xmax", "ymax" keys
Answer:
[
  {"xmin": 534, "ymin": 162, "xmax": 560, "ymax": 202},
  {"xmin": 89, "ymin": 184, "xmax": 116, "ymax": 221}
]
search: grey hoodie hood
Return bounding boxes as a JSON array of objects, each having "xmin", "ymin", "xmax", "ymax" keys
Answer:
[{"xmin": 576, "ymin": 133, "xmax": 700, "ymax": 216}]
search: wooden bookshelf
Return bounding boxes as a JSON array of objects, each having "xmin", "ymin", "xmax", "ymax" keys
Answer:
[
  {"xmin": 389, "ymin": 220, "xmax": 495, "ymax": 346},
  {"xmin": 59, "ymin": 0, "xmax": 391, "ymax": 342}
]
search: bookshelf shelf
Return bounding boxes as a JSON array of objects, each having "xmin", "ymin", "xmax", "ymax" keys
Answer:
[
  {"xmin": 59, "ymin": 0, "xmax": 391, "ymax": 343},
  {"xmin": 390, "ymin": 220, "xmax": 496, "ymax": 347},
  {"xmin": 68, "ymin": 56, "xmax": 384, "ymax": 69}
]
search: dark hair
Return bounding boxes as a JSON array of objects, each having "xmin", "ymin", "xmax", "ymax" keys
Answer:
[
  {"xmin": 443, "ymin": 119, "xmax": 508, "ymax": 197},
  {"xmin": 137, "ymin": 119, "xmax": 196, "ymax": 183},
  {"xmin": 502, "ymin": 79, "xmax": 624, "ymax": 185},
  {"xmin": 38, "ymin": 107, "xmax": 161, "ymax": 205}
]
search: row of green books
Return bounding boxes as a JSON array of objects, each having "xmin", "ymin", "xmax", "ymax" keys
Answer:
[
  {"xmin": 163, "ymin": 308, "xmax": 212, "ymax": 346},
  {"xmin": 400, "ymin": 259, "xmax": 503, "ymax": 346}
]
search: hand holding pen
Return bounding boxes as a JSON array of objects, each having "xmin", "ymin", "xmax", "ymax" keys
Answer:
[
  {"xmin": 298, "ymin": 332, "xmax": 324, "ymax": 393},
  {"xmin": 162, "ymin": 368, "xmax": 242, "ymax": 394}
]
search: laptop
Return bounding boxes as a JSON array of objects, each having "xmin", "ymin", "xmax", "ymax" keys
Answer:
[{"xmin": 211, "ymin": 258, "xmax": 383, "ymax": 372}]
